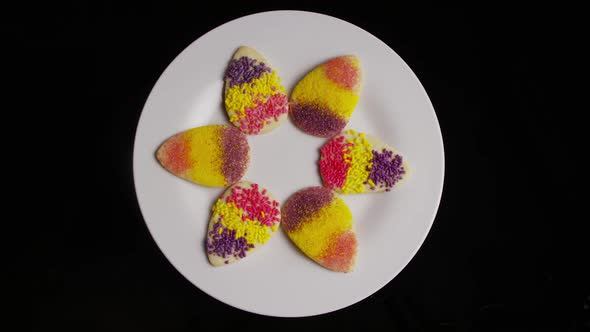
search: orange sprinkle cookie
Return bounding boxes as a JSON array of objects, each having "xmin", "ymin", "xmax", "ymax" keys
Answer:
[
  {"xmin": 290, "ymin": 56, "xmax": 362, "ymax": 137},
  {"xmin": 281, "ymin": 187, "xmax": 357, "ymax": 272},
  {"xmin": 156, "ymin": 125, "xmax": 250, "ymax": 187}
]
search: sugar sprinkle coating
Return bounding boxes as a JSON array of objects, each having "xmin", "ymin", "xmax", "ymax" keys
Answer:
[
  {"xmin": 290, "ymin": 103, "xmax": 347, "ymax": 138},
  {"xmin": 368, "ymin": 149, "xmax": 406, "ymax": 191},
  {"xmin": 281, "ymin": 187, "xmax": 357, "ymax": 272},
  {"xmin": 226, "ymin": 183, "xmax": 281, "ymax": 227},
  {"xmin": 319, "ymin": 130, "xmax": 408, "ymax": 194},
  {"xmin": 237, "ymin": 93, "xmax": 288, "ymax": 135},
  {"xmin": 207, "ymin": 221, "xmax": 253, "ymax": 259},
  {"xmin": 281, "ymin": 187, "xmax": 333, "ymax": 232},
  {"xmin": 319, "ymin": 135, "xmax": 352, "ymax": 189},
  {"xmin": 224, "ymin": 51, "xmax": 289, "ymax": 135},
  {"xmin": 156, "ymin": 125, "xmax": 249, "ymax": 187},
  {"xmin": 221, "ymin": 126, "xmax": 250, "ymax": 184},
  {"xmin": 340, "ymin": 130, "xmax": 373, "ymax": 194},
  {"xmin": 324, "ymin": 56, "xmax": 361, "ymax": 91},
  {"xmin": 206, "ymin": 182, "xmax": 281, "ymax": 265},
  {"xmin": 290, "ymin": 55, "xmax": 361, "ymax": 137},
  {"xmin": 320, "ymin": 231, "xmax": 358, "ymax": 272},
  {"xmin": 225, "ymin": 56, "xmax": 271, "ymax": 87}
]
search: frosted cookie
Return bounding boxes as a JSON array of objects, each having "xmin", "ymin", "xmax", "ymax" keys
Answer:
[
  {"xmin": 156, "ymin": 125, "xmax": 249, "ymax": 187},
  {"xmin": 206, "ymin": 182, "xmax": 281, "ymax": 266},
  {"xmin": 290, "ymin": 56, "xmax": 362, "ymax": 137},
  {"xmin": 319, "ymin": 129, "xmax": 408, "ymax": 194},
  {"xmin": 281, "ymin": 187, "xmax": 357, "ymax": 272},
  {"xmin": 224, "ymin": 46, "xmax": 289, "ymax": 135}
]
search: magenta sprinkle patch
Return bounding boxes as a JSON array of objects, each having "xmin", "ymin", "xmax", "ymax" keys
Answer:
[
  {"xmin": 290, "ymin": 103, "xmax": 346, "ymax": 138},
  {"xmin": 236, "ymin": 93, "xmax": 289, "ymax": 135},
  {"xmin": 226, "ymin": 183, "xmax": 281, "ymax": 227},
  {"xmin": 319, "ymin": 135, "xmax": 352, "ymax": 189}
]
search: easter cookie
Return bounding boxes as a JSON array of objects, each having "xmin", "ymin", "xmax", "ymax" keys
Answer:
[
  {"xmin": 290, "ymin": 56, "xmax": 362, "ymax": 137},
  {"xmin": 206, "ymin": 182, "xmax": 281, "ymax": 266},
  {"xmin": 224, "ymin": 46, "xmax": 289, "ymax": 135},
  {"xmin": 156, "ymin": 125, "xmax": 249, "ymax": 187},
  {"xmin": 319, "ymin": 129, "xmax": 408, "ymax": 194},
  {"xmin": 281, "ymin": 187, "xmax": 357, "ymax": 272}
]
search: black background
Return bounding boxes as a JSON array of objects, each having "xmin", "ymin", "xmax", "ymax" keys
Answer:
[{"xmin": 16, "ymin": 2, "xmax": 587, "ymax": 331}]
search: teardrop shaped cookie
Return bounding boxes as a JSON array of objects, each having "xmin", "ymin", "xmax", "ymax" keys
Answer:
[
  {"xmin": 281, "ymin": 187, "xmax": 357, "ymax": 272},
  {"xmin": 156, "ymin": 125, "xmax": 250, "ymax": 187},
  {"xmin": 319, "ymin": 129, "xmax": 409, "ymax": 194},
  {"xmin": 224, "ymin": 46, "xmax": 289, "ymax": 135},
  {"xmin": 206, "ymin": 182, "xmax": 281, "ymax": 266},
  {"xmin": 290, "ymin": 55, "xmax": 362, "ymax": 137}
]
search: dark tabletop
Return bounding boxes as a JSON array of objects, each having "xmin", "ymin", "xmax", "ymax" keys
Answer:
[{"xmin": 19, "ymin": 2, "xmax": 586, "ymax": 331}]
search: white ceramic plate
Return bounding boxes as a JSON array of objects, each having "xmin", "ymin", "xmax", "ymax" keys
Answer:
[{"xmin": 133, "ymin": 10, "xmax": 444, "ymax": 317}]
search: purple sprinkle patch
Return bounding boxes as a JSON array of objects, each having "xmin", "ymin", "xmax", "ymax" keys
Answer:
[
  {"xmin": 206, "ymin": 220, "xmax": 253, "ymax": 259},
  {"xmin": 225, "ymin": 56, "xmax": 271, "ymax": 87},
  {"xmin": 281, "ymin": 187, "xmax": 333, "ymax": 232},
  {"xmin": 221, "ymin": 127, "xmax": 249, "ymax": 184},
  {"xmin": 368, "ymin": 149, "xmax": 406, "ymax": 190},
  {"xmin": 290, "ymin": 103, "xmax": 346, "ymax": 138}
]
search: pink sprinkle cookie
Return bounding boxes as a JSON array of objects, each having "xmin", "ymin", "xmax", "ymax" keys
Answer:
[
  {"xmin": 319, "ymin": 130, "xmax": 409, "ymax": 194},
  {"xmin": 224, "ymin": 46, "xmax": 289, "ymax": 135},
  {"xmin": 206, "ymin": 182, "xmax": 281, "ymax": 266}
]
